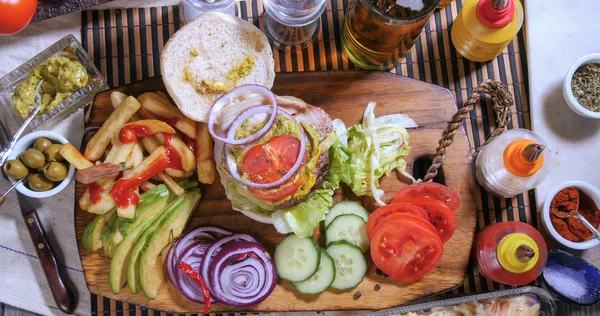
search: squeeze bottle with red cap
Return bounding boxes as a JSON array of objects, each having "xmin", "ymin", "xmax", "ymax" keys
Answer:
[{"xmin": 451, "ymin": 0, "xmax": 523, "ymax": 62}]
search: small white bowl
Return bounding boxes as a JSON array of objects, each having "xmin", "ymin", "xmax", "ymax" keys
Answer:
[
  {"xmin": 5, "ymin": 131, "xmax": 75, "ymax": 198},
  {"xmin": 542, "ymin": 181, "xmax": 600, "ymax": 250},
  {"xmin": 563, "ymin": 53, "xmax": 600, "ymax": 119}
]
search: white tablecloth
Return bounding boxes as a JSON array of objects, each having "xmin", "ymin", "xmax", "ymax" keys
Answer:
[{"xmin": 0, "ymin": 2, "xmax": 178, "ymax": 315}]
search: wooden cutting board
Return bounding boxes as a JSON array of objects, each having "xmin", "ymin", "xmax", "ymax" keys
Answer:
[{"xmin": 75, "ymin": 71, "xmax": 477, "ymax": 313}]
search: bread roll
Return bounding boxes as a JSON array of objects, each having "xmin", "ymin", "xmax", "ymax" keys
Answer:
[{"xmin": 161, "ymin": 12, "xmax": 275, "ymax": 122}]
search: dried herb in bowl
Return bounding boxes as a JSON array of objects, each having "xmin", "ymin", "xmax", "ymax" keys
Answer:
[{"xmin": 572, "ymin": 63, "xmax": 600, "ymax": 112}]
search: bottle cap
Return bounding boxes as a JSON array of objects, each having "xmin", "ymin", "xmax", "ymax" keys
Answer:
[
  {"xmin": 497, "ymin": 233, "xmax": 539, "ymax": 274},
  {"xmin": 503, "ymin": 139, "xmax": 545, "ymax": 177},
  {"xmin": 476, "ymin": 0, "xmax": 515, "ymax": 28}
]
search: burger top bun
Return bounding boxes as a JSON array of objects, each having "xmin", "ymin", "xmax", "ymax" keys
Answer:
[{"xmin": 161, "ymin": 12, "xmax": 275, "ymax": 122}]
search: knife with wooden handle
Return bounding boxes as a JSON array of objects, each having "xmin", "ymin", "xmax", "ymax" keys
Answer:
[{"xmin": 17, "ymin": 192, "xmax": 75, "ymax": 314}]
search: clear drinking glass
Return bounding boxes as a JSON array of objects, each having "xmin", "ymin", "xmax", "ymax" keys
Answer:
[
  {"xmin": 263, "ymin": 0, "xmax": 327, "ymax": 49},
  {"xmin": 180, "ymin": 0, "xmax": 237, "ymax": 24},
  {"xmin": 342, "ymin": 0, "xmax": 440, "ymax": 70}
]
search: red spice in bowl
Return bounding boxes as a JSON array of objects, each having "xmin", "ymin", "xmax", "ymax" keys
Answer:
[{"xmin": 550, "ymin": 187, "xmax": 600, "ymax": 242}]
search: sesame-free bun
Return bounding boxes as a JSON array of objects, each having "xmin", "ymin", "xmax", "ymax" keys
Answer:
[{"xmin": 161, "ymin": 12, "xmax": 275, "ymax": 122}]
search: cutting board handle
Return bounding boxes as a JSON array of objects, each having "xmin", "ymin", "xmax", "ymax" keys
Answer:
[{"xmin": 424, "ymin": 80, "xmax": 514, "ymax": 182}]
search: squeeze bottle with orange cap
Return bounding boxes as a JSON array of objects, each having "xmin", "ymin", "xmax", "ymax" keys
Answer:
[
  {"xmin": 451, "ymin": 0, "xmax": 524, "ymax": 62},
  {"xmin": 475, "ymin": 128, "xmax": 551, "ymax": 198},
  {"xmin": 474, "ymin": 221, "xmax": 547, "ymax": 286}
]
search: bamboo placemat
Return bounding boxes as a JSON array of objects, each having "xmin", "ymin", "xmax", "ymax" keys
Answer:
[{"xmin": 81, "ymin": 1, "xmax": 533, "ymax": 314}]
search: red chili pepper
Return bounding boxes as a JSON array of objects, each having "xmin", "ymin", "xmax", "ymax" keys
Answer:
[{"xmin": 177, "ymin": 260, "xmax": 211, "ymax": 315}]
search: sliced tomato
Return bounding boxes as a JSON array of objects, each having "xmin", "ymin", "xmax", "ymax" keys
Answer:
[
  {"xmin": 393, "ymin": 182, "xmax": 460, "ymax": 211},
  {"xmin": 366, "ymin": 203, "xmax": 428, "ymax": 239},
  {"xmin": 371, "ymin": 218, "xmax": 444, "ymax": 283},
  {"xmin": 371, "ymin": 213, "xmax": 438, "ymax": 238},
  {"xmin": 403, "ymin": 198, "xmax": 457, "ymax": 243},
  {"xmin": 242, "ymin": 135, "xmax": 304, "ymax": 201}
]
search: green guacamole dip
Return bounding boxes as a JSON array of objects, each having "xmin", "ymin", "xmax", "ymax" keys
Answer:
[
  {"xmin": 183, "ymin": 55, "xmax": 255, "ymax": 95},
  {"xmin": 12, "ymin": 51, "xmax": 89, "ymax": 119}
]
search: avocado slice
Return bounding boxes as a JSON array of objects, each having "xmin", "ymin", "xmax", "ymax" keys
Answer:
[
  {"xmin": 82, "ymin": 207, "xmax": 117, "ymax": 252},
  {"xmin": 127, "ymin": 195, "xmax": 187, "ymax": 294},
  {"xmin": 119, "ymin": 184, "xmax": 173, "ymax": 236},
  {"xmin": 101, "ymin": 220, "xmax": 124, "ymax": 258},
  {"xmin": 109, "ymin": 218, "xmax": 153, "ymax": 294},
  {"xmin": 139, "ymin": 189, "xmax": 202, "ymax": 299}
]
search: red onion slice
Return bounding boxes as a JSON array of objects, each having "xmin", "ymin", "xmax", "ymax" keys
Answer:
[
  {"xmin": 224, "ymin": 108, "xmax": 307, "ymax": 189},
  {"xmin": 207, "ymin": 241, "xmax": 277, "ymax": 307},
  {"xmin": 200, "ymin": 234, "xmax": 257, "ymax": 294},
  {"xmin": 208, "ymin": 85, "xmax": 278, "ymax": 145}
]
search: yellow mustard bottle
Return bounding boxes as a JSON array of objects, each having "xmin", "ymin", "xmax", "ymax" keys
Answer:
[{"xmin": 451, "ymin": 0, "xmax": 523, "ymax": 62}]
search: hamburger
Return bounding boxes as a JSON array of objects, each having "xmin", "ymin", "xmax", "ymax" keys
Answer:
[{"xmin": 161, "ymin": 13, "xmax": 337, "ymax": 236}]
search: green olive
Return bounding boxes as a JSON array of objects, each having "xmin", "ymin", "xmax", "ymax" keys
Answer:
[
  {"xmin": 28, "ymin": 173, "xmax": 54, "ymax": 191},
  {"xmin": 33, "ymin": 138, "xmax": 53, "ymax": 153},
  {"xmin": 43, "ymin": 162, "xmax": 67, "ymax": 182},
  {"xmin": 3, "ymin": 159, "xmax": 29, "ymax": 180},
  {"xmin": 20, "ymin": 148, "xmax": 46, "ymax": 169},
  {"xmin": 44, "ymin": 144, "xmax": 64, "ymax": 162}
]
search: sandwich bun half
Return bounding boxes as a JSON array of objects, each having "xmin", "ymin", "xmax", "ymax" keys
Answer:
[{"xmin": 161, "ymin": 12, "xmax": 275, "ymax": 122}]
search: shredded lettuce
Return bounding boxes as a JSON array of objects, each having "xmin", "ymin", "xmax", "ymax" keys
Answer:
[{"xmin": 336, "ymin": 102, "xmax": 416, "ymax": 205}]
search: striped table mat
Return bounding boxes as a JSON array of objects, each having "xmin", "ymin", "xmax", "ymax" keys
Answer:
[{"xmin": 81, "ymin": 1, "xmax": 531, "ymax": 315}]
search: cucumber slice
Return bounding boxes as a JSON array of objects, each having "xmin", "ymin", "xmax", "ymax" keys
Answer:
[
  {"xmin": 292, "ymin": 249, "xmax": 335, "ymax": 295},
  {"xmin": 325, "ymin": 201, "xmax": 369, "ymax": 227},
  {"xmin": 325, "ymin": 214, "xmax": 369, "ymax": 252},
  {"xmin": 326, "ymin": 241, "xmax": 368, "ymax": 291},
  {"xmin": 274, "ymin": 235, "xmax": 320, "ymax": 282}
]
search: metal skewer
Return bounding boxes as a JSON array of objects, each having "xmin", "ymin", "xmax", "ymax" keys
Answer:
[
  {"xmin": 0, "ymin": 79, "xmax": 45, "ymax": 166},
  {"xmin": 0, "ymin": 177, "xmax": 25, "ymax": 207}
]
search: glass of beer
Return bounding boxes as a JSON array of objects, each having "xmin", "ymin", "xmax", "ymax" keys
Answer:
[{"xmin": 342, "ymin": 0, "xmax": 440, "ymax": 70}]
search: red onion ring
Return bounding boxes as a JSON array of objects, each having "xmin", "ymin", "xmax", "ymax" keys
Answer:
[
  {"xmin": 224, "ymin": 109, "xmax": 307, "ymax": 189},
  {"xmin": 207, "ymin": 241, "xmax": 277, "ymax": 307},
  {"xmin": 167, "ymin": 242, "xmax": 214, "ymax": 304},
  {"xmin": 166, "ymin": 227, "xmax": 232, "ymax": 303},
  {"xmin": 208, "ymin": 85, "xmax": 278, "ymax": 145},
  {"xmin": 200, "ymin": 234, "xmax": 257, "ymax": 294}
]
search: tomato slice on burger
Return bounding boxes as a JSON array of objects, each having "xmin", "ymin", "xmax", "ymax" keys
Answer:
[
  {"xmin": 393, "ymin": 182, "xmax": 460, "ymax": 211},
  {"xmin": 242, "ymin": 135, "xmax": 305, "ymax": 201},
  {"xmin": 371, "ymin": 218, "xmax": 444, "ymax": 283},
  {"xmin": 366, "ymin": 203, "xmax": 428, "ymax": 239},
  {"xmin": 403, "ymin": 198, "xmax": 457, "ymax": 243}
]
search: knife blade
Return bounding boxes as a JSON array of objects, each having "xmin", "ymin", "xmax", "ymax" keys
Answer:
[{"xmin": 17, "ymin": 191, "xmax": 75, "ymax": 314}]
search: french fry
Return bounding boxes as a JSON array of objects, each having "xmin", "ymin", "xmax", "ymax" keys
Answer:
[
  {"xmin": 137, "ymin": 92, "xmax": 196, "ymax": 139},
  {"xmin": 79, "ymin": 191, "xmax": 91, "ymax": 211},
  {"xmin": 138, "ymin": 107, "xmax": 158, "ymax": 120},
  {"xmin": 141, "ymin": 136, "xmax": 161, "ymax": 154},
  {"xmin": 155, "ymin": 133, "xmax": 196, "ymax": 172},
  {"xmin": 111, "ymin": 91, "xmax": 127, "ymax": 108},
  {"xmin": 106, "ymin": 135, "xmax": 135, "ymax": 164},
  {"xmin": 125, "ymin": 142, "xmax": 144, "ymax": 168},
  {"xmin": 117, "ymin": 142, "xmax": 144, "ymax": 218},
  {"xmin": 59, "ymin": 143, "xmax": 94, "ymax": 170},
  {"xmin": 120, "ymin": 146, "xmax": 169, "ymax": 181},
  {"xmin": 196, "ymin": 122, "xmax": 216, "ymax": 184},
  {"xmin": 140, "ymin": 181, "xmax": 156, "ymax": 192},
  {"xmin": 84, "ymin": 96, "xmax": 141, "ymax": 161},
  {"xmin": 87, "ymin": 187, "xmax": 117, "ymax": 215},
  {"xmin": 165, "ymin": 168, "xmax": 192, "ymax": 179},
  {"xmin": 157, "ymin": 172, "xmax": 184, "ymax": 196},
  {"xmin": 123, "ymin": 119, "xmax": 176, "ymax": 136}
]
